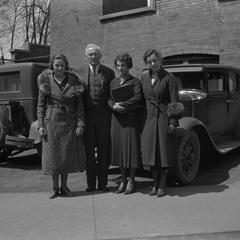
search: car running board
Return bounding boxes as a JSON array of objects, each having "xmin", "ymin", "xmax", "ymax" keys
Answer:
[{"xmin": 215, "ymin": 140, "xmax": 240, "ymax": 154}]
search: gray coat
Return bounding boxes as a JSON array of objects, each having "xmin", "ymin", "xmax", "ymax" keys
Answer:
[
  {"xmin": 37, "ymin": 69, "xmax": 85, "ymax": 174},
  {"xmin": 141, "ymin": 68, "xmax": 178, "ymax": 167}
]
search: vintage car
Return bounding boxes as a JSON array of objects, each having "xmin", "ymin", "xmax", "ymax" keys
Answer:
[
  {"xmin": 0, "ymin": 62, "xmax": 48, "ymax": 160},
  {"xmin": 165, "ymin": 64, "xmax": 240, "ymax": 185}
]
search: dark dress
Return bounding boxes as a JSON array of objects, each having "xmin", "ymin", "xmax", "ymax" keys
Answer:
[
  {"xmin": 37, "ymin": 69, "xmax": 85, "ymax": 175},
  {"xmin": 108, "ymin": 75, "xmax": 143, "ymax": 168},
  {"xmin": 140, "ymin": 68, "xmax": 178, "ymax": 168}
]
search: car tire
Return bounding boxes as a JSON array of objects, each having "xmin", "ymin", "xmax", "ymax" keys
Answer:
[{"xmin": 174, "ymin": 130, "xmax": 200, "ymax": 185}]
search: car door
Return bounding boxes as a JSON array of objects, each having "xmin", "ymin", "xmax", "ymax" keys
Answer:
[
  {"xmin": 205, "ymin": 70, "xmax": 228, "ymax": 140},
  {"xmin": 226, "ymin": 71, "xmax": 240, "ymax": 134}
]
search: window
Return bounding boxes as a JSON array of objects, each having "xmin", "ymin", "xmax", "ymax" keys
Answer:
[
  {"xmin": 207, "ymin": 72, "xmax": 224, "ymax": 92},
  {"xmin": 100, "ymin": 0, "xmax": 155, "ymax": 21},
  {"xmin": 229, "ymin": 72, "xmax": 238, "ymax": 92},
  {"xmin": 103, "ymin": 0, "xmax": 148, "ymax": 14},
  {"xmin": 219, "ymin": 0, "xmax": 238, "ymax": 2},
  {"xmin": 172, "ymin": 72, "xmax": 205, "ymax": 91},
  {"xmin": 163, "ymin": 54, "xmax": 219, "ymax": 65},
  {"xmin": 0, "ymin": 72, "xmax": 20, "ymax": 92}
]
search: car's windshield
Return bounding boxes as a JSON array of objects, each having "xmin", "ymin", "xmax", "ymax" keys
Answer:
[{"xmin": 172, "ymin": 72, "xmax": 205, "ymax": 91}]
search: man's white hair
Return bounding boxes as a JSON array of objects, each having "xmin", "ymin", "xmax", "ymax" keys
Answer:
[{"xmin": 85, "ymin": 43, "xmax": 101, "ymax": 55}]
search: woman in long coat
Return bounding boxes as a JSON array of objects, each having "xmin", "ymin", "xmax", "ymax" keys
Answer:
[
  {"xmin": 37, "ymin": 54, "xmax": 85, "ymax": 199},
  {"xmin": 141, "ymin": 49, "xmax": 180, "ymax": 197},
  {"xmin": 108, "ymin": 53, "xmax": 143, "ymax": 194}
]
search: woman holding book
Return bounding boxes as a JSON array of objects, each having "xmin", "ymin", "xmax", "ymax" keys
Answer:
[{"xmin": 108, "ymin": 53, "xmax": 143, "ymax": 194}]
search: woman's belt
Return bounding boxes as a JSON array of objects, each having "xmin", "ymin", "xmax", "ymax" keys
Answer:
[
  {"xmin": 47, "ymin": 103, "xmax": 69, "ymax": 113},
  {"xmin": 149, "ymin": 100, "xmax": 167, "ymax": 108}
]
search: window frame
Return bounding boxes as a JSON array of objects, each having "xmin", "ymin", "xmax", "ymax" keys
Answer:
[
  {"xmin": 206, "ymin": 70, "xmax": 226, "ymax": 93},
  {"xmin": 218, "ymin": 0, "xmax": 238, "ymax": 2},
  {"xmin": 0, "ymin": 71, "xmax": 21, "ymax": 93},
  {"xmin": 228, "ymin": 71, "xmax": 239, "ymax": 93},
  {"xmin": 100, "ymin": 0, "xmax": 155, "ymax": 21}
]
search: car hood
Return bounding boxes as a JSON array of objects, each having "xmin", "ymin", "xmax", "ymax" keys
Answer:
[{"xmin": 179, "ymin": 89, "xmax": 207, "ymax": 101}]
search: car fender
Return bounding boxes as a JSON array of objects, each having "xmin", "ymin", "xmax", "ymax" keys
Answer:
[
  {"xmin": 177, "ymin": 117, "xmax": 218, "ymax": 153},
  {"xmin": 28, "ymin": 120, "xmax": 41, "ymax": 144},
  {"xmin": 178, "ymin": 117, "xmax": 205, "ymax": 132}
]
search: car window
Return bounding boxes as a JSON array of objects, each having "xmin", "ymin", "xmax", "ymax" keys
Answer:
[
  {"xmin": 0, "ymin": 72, "xmax": 21, "ymax": 92},
  {"xmin": 207, "ymin": 72, "xmax": 224, "ymax": 92},
  {"xmin": 229, "ymin": 72, "xmax": 238, "ymax": 92},
  {"xmin": 172, "ymin": 72, "xmax": 205, "ymax": 90}
]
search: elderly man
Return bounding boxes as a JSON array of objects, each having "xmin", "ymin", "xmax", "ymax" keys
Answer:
[{"xmin": 77, "ymin": 44, "xmax": 115, "ymax": 192}]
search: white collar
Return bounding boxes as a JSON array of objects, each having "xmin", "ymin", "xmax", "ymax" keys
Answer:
[{"xmin": 89, "ymin": 64, "xmax": 100, "ymax": 73}]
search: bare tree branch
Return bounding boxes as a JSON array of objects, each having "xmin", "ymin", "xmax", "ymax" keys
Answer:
[{"xmin": 0, "ymin": 0, "xmax": 50, "ymax": 53}]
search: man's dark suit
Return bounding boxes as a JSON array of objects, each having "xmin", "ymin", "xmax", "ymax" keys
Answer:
[{"xmin": 77, "ymin": 64, "xmax": 115, "ymax": 190}]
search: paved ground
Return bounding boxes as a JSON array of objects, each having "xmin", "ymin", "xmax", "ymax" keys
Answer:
[{"xmin": 0, "ymin": 150, "xmax": 240, "ymax": 240}]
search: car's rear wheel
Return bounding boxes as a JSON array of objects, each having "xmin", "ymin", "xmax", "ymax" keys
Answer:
[{"xmin": 174, "ymin": 130, "xmax": 200, "ymax": 185}]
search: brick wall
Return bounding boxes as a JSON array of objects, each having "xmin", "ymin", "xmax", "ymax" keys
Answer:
[
  {"xmin": 51, "ymin": 0, "xmax": 103, "ymax": 68},
  {"xmin": 51, "ymin": 0, "xmax": 240, "ymax": 75},
  {"xmin": 219, "ymin": 0, "xmax": 240, "ymax": 67}
]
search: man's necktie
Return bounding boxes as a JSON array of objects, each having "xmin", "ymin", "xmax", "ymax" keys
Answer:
[{"xmin": 93, "ymin": 66, "xmax": 97, "ymax": 75}]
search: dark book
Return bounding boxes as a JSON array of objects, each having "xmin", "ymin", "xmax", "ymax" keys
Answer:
[{"xmin": 111, "ymin": 84, "xmax": 133, "ymax": 102}]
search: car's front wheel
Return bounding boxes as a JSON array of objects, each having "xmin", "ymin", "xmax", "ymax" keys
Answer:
[{"xmin": 174, "ymin": 130, "xmax": 200, "ymax": 185}]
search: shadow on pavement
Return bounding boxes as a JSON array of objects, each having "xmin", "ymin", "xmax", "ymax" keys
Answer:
[
  {"xmin": 1, "ymin": 148, "xmax": 240, "ymax": 196},
  {"xmin": 70, "ymin": 187, "xmax": 119, "ymax": 197},
  {"xmin": 135, "ymin": 150, "xmax": 240, "ymax": 197},
  {"xmin": 135, "ymin": 181, "xmax": 229, "ymax": 197},
  {"xmin": 193, "ymin": 150, "xmax": 240, "ymax": 186},
  {"xmin": 167, "ymin": 184, "xmax": 229, "ymax": 197}
]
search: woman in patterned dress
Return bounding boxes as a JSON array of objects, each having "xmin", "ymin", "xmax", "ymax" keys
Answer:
[
  {"xmin": 37, "ymin": 54, "xmax": 85, "ymax": 199},
  {"xmin": 108, "ymin": 53, "xmax": 143, "ymax": 194}
]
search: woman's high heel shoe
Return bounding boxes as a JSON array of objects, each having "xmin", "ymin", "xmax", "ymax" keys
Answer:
[
  {"xmin": 157, "ymin": 168, "xmax": 167, "ymax": 197},
  {"xmin": 116, "ymin": 181, "xmax": 127, "ymax": 194},
  {"xmin": 149, "ymin": 186, "xmax": 157, "ymax": 196},
  {"xmin": 60, "ymin": 186, "xmax": 73, "ymax": 197},
  {"xmin": 49, "ymin": 189, "xmax": 59, "ymax": 199},
  {"xmin": 124, "ymin": 180, "xmax": 135, "ymax": 195},
  {"xmin": 157, "ymin": 188, "xmax": 166, "ymax": 197}
]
